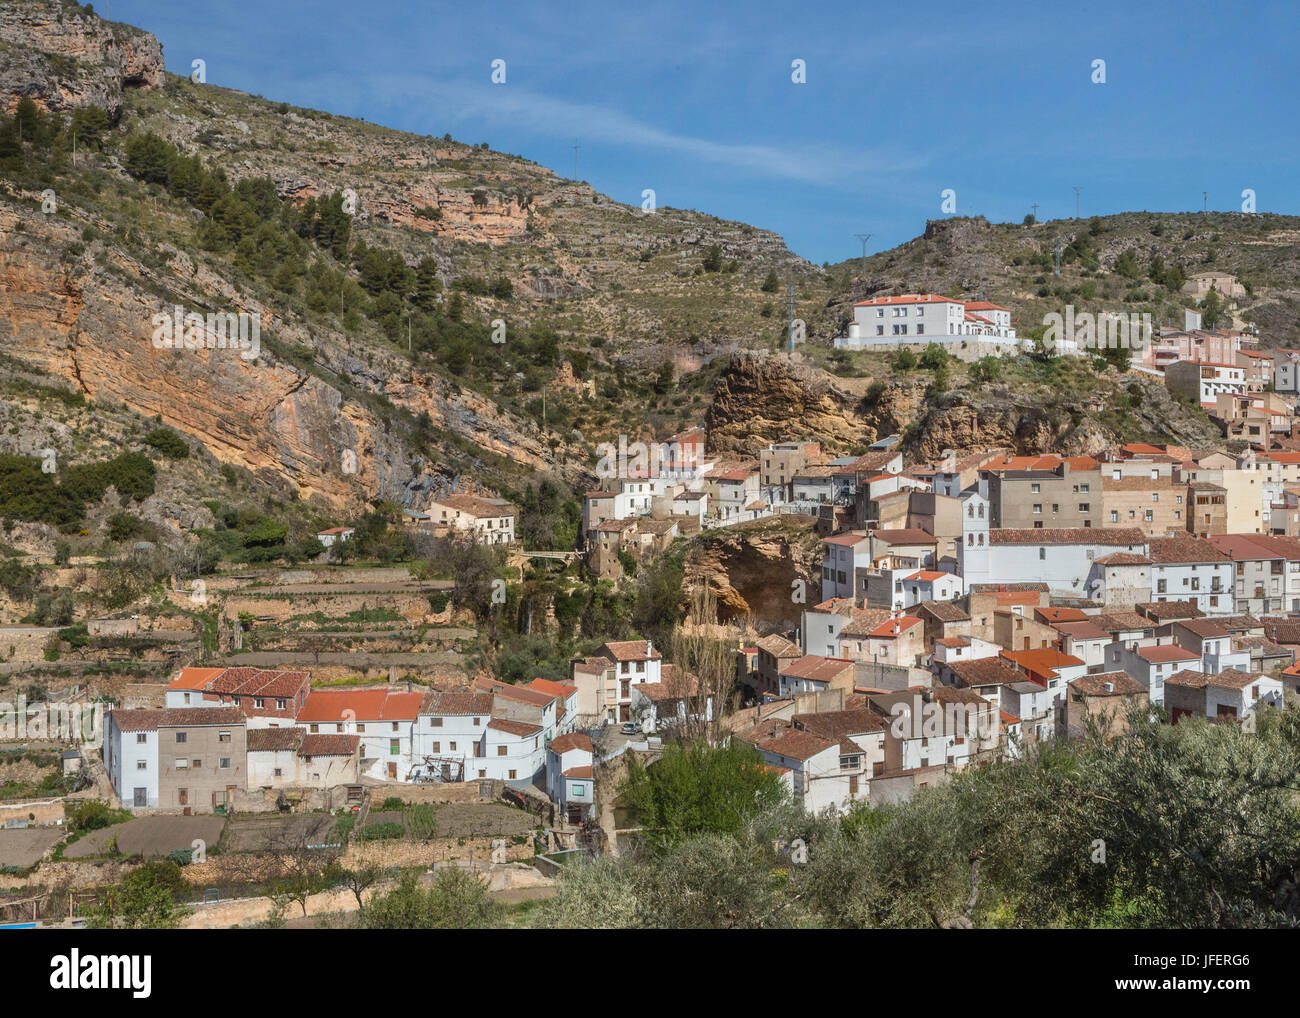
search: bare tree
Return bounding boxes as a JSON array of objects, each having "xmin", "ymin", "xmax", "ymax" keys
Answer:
[
  {"xmin": 263, "ymin": 821, "xmax": 343, "ymax": 917},
  {"xmin": 667, "ymin": 582, "xmax": 737, "ymax": 743}
]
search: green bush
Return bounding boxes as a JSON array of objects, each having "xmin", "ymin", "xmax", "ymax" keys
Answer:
[
  {"xmin": 359, "ymin": 821, "xmax": 405, "ymax": 841},
  {"xmin": 144, "ymin": 428, "xmax": 190, "ymax": 459},
  {"xmin": 67, "ymin": 799, "xmax": 115, "ymax": 832}
]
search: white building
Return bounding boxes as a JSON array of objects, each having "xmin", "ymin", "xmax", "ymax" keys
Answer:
[
  {"xmin": 425, "ymin": 494, "xmax": 517, "ymax": 545},
  {"xmin": 836, "ymin": 294, "xmax": 1017, "ymax": 349},
  {"xmin": 545, "ymin": 733, "xmax": 595, "ymax": 823},
  {"xmin": 1146, "ymin": 537, "xmax": 1235, "ymax": 614},
  {"xmin": 957, "ymin": 491, "xmax": 1147, "ymax": 597},
  {"xmin": 316, "ymin": 526, "xmax": 355, "ymax": 548},
  {"xmin": 296, "ymin": 689, "xmax": 423, "ymax": 782}
]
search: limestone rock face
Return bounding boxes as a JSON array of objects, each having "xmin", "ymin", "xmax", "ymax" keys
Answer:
[
  {"xmin": 707, "ymin": 352, "xmax": 882, "ymax": 454},
  {"xmin": 0, "ymin": 203, "xmax": 573, "ymax": 512},
  {"xmin": 705, "ymin": 352, "xmax": 1223, "ymax": 466},
  {"xmin": 0, "ymin": 1, "xmax": 165, "ymax": 119}
]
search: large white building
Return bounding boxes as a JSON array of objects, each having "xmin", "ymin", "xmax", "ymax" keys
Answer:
[
  {"xmin": 835, "ymin": 294, "xmax": 1018, "ymax": 350},
  {"xmin": 957, "ymin": 491, "xmax": 1147, "ymax": 597}
]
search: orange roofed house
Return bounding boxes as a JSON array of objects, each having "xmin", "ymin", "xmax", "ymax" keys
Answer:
[
  {"xmin": 165, "ymin": 666, "xmax": 311, "ymax": 727},
  {"xmin": 424, "ymin": 494, "xmax": 517, "ymax": 545},
  {"xmin": 296, "ymin": 688, "xmax": 424, "ymax": 781}
]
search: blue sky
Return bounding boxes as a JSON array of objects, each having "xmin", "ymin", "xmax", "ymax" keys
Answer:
[{"xmin": 110, "ymin": 0, "xmax": 1299, "ymax": 265}]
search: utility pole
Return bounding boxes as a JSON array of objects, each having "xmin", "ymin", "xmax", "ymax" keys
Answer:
[
  {"xmin": 1072, "ymin": 186, "xmax": 1082, "ymax": 219},
  {"xmin": 853, "ymin": 233, "xmax": 871, "ymax": 276},
  {"xmin": 1202, "ymin": 191, "xmax": 1208, "ymax": 213},
  {"xmin": 1030, "ymin": 202, "xmax": 1039, "ymax": 221},
  {"xmin": 786, "ymin": 284, "xmax": 796, "ymax": 353},
  {"xmin": 1054, "ymin": 239, "xmax": 1062, "ymax": 277},
  {"xmin": 573, "ymin": 139, "xmax": 579, "ymax": 181},
  {"xmin": 978, "ymin": 253, "xmax": 984, "ymax": 300}
]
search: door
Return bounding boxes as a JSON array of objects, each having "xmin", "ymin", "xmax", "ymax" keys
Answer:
[
  {"xmin": 133, "ymin": 787, "xmax": 147, "ymax": 808},
  {"xmin": 387, "ymin": 762, "xmax": 397, "ymax": 779}
]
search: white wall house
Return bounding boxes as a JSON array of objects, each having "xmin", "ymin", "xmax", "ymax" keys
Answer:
[
  {"xmin": 1146, "ymin": 537, "xmax": 1236, "ymax": 614},
  {"xmin": 412, "ymin": 691, "xmax": 496, "ymax": 783},
  {"xmin": 821, "ymin": 533, "xmax": 871, "ymax": 601},
  {"xmin": 545, "ymin": 733, "xmax": 595, "ymax": 823},
  {"xmin": 296, "ymin": 689, "xmax": 423, "ymax": 782},
  {"xmin": 1108, "ymin": 642, "xmax": 1201, "ymax": 706},
  {"xmin": 957, "ymin": 495, "xmax": 1148, "ymax": 596},
  {"xmin": 426, "ymin": 495, "xmax": 517, "ymax": 545},
  {"xmin": 836, "ymin": 294, "xmax": 1017, "ymax": 349},
  {"xmin": 104, "ymin": 715, "xmax": 158, "ymax": 810}
]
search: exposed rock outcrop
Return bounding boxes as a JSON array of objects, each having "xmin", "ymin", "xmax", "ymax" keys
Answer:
[{"xmin": 0, "ymin": 0, "xmax": 164, "ymax": 119}]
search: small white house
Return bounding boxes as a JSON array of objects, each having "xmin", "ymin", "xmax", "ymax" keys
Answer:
[
  {"xmin": 545, "ymin": 733, "xmax": 595, "ymax": 823},
  {"xmin": 316, "ymin": 526, "xmax": 355, "ymax": 548}
]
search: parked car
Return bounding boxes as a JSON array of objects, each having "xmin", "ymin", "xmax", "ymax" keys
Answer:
[{"xmin": 620, "ymin": 722, "xmax": 640, "ymax": 735}]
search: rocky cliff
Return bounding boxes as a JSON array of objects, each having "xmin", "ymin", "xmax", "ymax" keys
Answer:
[
  {"xmin": 0, "ymin": 200, "xmax": 576, "ymax": 510},
  {"xmin": 0, "ymin": 0, "xmax": 164, "ymax": 119},
  {"xmin": 687, "ymin": 519, "xmax": 823, "ymax": 629},
  {"xmin": 706, "ymin": 351, "xmax": 1223, "ymax": 463}
]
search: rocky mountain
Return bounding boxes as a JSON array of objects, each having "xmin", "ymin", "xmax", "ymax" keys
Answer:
[
  {"xmin": 0, "ymin": 0, "xmax": 832, "ymax": 526},
  {"xmin": 0, "ymin": 0, "xmax": 1289, "ymax": 540},
  {"xmin": 825, "ymin": 214, "xmax": 1300, "ymax": 346},
  {"xmin": 0, "ymin": 0, "xmax": 163, "ymax": 120},
  {"xmin": 705, "ymin": 350, "xmax": 1223, "ymax": 462}
]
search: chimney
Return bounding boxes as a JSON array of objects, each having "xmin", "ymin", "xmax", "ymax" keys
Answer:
[
  {"xmin": 645, "ymin": 639, "xmax": 652, "ymax": 658},
  {"xmin": 774, "ymin": 722, "xmax": 784, "ymax": 738}
]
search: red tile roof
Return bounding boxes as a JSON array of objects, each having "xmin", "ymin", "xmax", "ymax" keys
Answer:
[
  {"xmin": 111, "ymin": 707, "xmax": 245, "ymax": 732},
  {"xmin": 297, "ymin": 689, "xmax": 423, "ymax": 723},
  {"xmin": 549, "ymin": 733, "xmax": 593, "ymax": 755}
]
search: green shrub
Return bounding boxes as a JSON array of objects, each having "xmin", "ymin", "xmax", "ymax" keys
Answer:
[{"xmin": 359, "ymin": 822, "xmax": 405, "ymax": 841}]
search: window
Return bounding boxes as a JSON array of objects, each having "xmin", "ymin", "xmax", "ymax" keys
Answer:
[
  {"xmin": 310, "ymin": 724, "xmax": 319, "ymax": 733},
  {"xmin": 219, "ymin": 758, "xmax": 231, "ymax": 769},
  {"xmin": 175, "ymin": 759, "xmax": 188, "ymax": 769},
  {"xmin": 508, "ymin": 770, "xmax": 517, "ymax": 780},
  {"xmin": 254, "ymin": 698, "xmax": 264, "ymax": 709},
  {"xmin": 431, "ymin": 717, "xmax": 443, "ymax": 727},
  {"xmin": 218, "ymin": 731, "xmax": 231, "ymax": 743},
  {"xmin": 1031, "ymin": 483, "xmax": 1041, "ymax": 493},
  {"xmin": 192, "ymin": 759, "xmax": 202, "ymax": 769},
  {"xmin": 1110, "ymin": 510, "xmax": 1119, "ymax": 523},
  {"xmin": 497, "ymin": 746, "xmax": 507, "ymax": 756},
  {"xmin": 449, "ymin": 742, "xmax": 457, "ymax": 751},
  {"xmin": 357, "ymin": 723, "xmax": 366, "ymax": 733},
  {"xmin": 136, "ymin": 759, "xmax": 147, "ymax": 770},
  {"xmin": 175, "ymin": 732, "xmax": 187, "ymax": 744},
  {"xmin": 390, "ymin": 740, "xmax": 400, "ymax": 755},
  {"xmin": 276, "ymin": 699, "xmax": 286, "ymax": 710},
  {"xmin": 1033, "ymin": 503, "xmax": 1043, "ymax": 514},
  {"xmin": 431, "ymin": 741, "xmax": 441, "ymax": 753},
  {"xmin": 177, "ymin": 788, "xmax": 187, "ymax": 806},
  {"xmin": 273, "ymin": 768, "xmax": 282, "ymax": 778},
  {"xmin": 392, "ymin": 722, "xmax": 399, "ymax": 732},
  {"xmin": 573, "ymin": 783, "xmax": 586, "ymax": 796},
  {"xmin": 136, "ymin": 733, "xmax": 147, "ymax": 744},
  {"xmin": 1039, "ymin": 548, "xmax": 1046, "ymax": 560}
]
